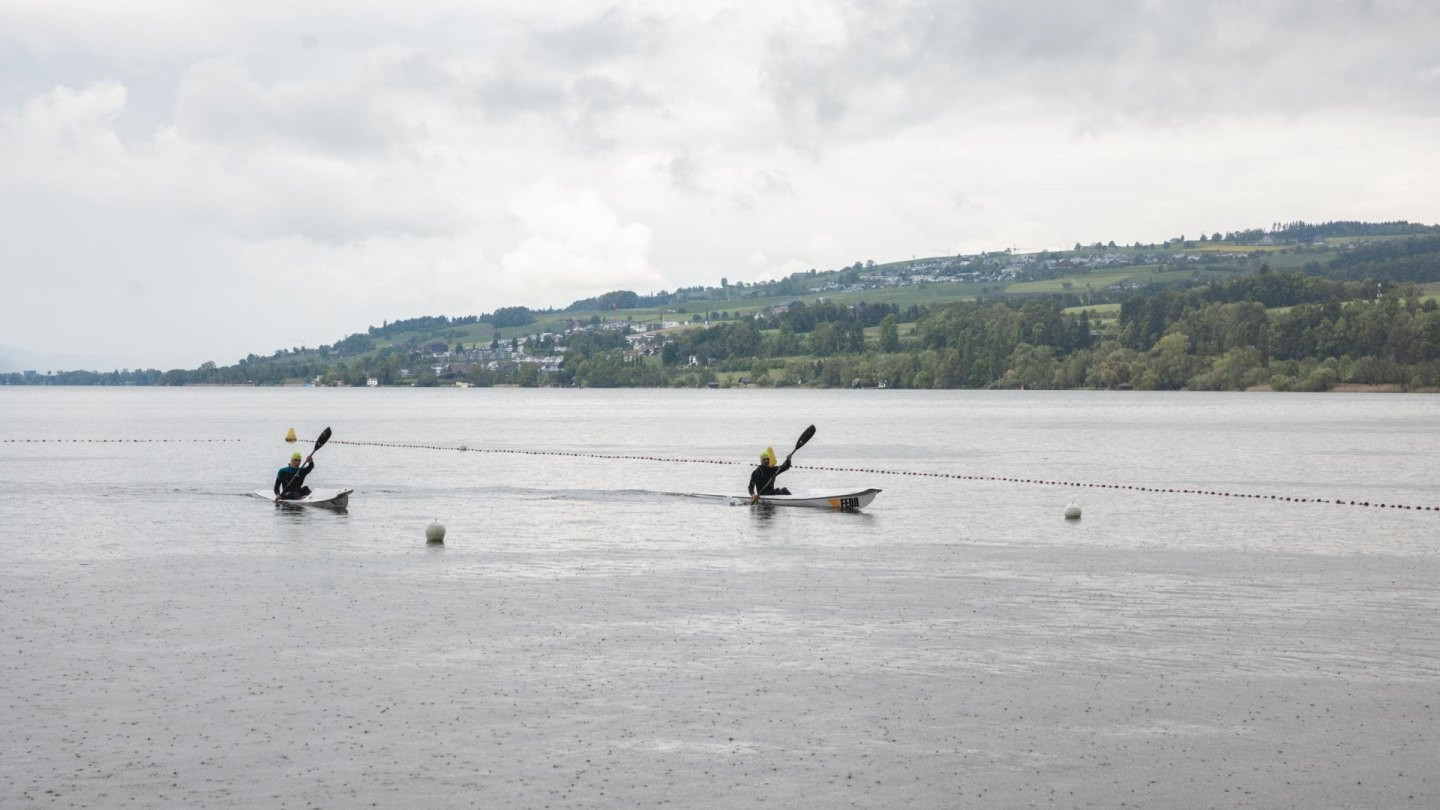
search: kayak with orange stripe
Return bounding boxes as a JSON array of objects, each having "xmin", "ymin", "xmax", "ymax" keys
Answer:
[{"xmin": 749, "ymin": 488, "xmax": 880, "ymax": 510}]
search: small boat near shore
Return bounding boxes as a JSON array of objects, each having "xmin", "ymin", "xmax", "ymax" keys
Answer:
[{"xmin": 254, "ymin": 488, "xmax": 353, "ymax": 509}]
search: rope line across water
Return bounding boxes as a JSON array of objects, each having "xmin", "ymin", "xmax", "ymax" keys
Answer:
[
  {"xmin": 6, "ymin": 437, "xmax": 1429, "ymax": 512},
  {"xmin": 325, "ymin": 438, "xmax": 1439, "ymax": 513}
]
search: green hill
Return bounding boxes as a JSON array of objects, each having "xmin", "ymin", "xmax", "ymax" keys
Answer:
[{"xmin": 10, "ymin": 220, "xmax": 1440, "ymax": 391}]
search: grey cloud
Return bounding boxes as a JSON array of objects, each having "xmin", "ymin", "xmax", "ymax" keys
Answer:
[
  {"xmin": 470, "ymin": 72, "xmax": 568, "ymax": 119},
  {"xmin": 666, "ymin": 153, "xmax": 703, "ymax": 194},
  {"xmin": 436, "ymin": 66, "xmax": 656, "ymax": 150},
  {"xmin": 381, "ymin": 7, "xmax": 665, "ymax": 150},
  {"xmin": 763, "ymin": 0, "xmax": 1440, "ymax": 136},
  {"xmin": 561, "ymin": 73, "xmax": 658, "ymax": 150},
  {"xmin": 662, "ymin": 152, "xmax": 793, "ymax": 210},
  {"xmin": 728, "ymin": 169, "xmax": 794, "ymax": 210},
  {"xmin": 174, "ymin": 56, "xmax": 403, "ymax": 156},
  {"xmin": 525, "ymin": 6, "xmax": 666, "ymax": 69}
]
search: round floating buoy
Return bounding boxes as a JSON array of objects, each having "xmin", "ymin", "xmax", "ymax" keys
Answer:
[
  {"xmin": 1064, "ymin": 502, "xmax": 1082, "ymax": 520},
  {"xmin": 426, "ymin": 520, "xmax": 446, "ymax": 544},
  {"xmin": 285, "ymin": 427, "xmax": 297, "ymax": 443}
]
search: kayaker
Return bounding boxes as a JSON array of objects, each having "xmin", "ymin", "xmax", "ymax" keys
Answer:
[
  {"xmin": 274, "ymin": 451, "xmax": 315, "ymax": 500},
  {"xmin": 748, "ymin": 446, "xmax": 793, "ymax": 503}
]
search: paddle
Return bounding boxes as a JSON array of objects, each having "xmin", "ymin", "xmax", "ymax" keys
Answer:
[
  {"xmin": 751, "ymin": 424, "xmax": 816, "ymax": 504},
  {"xmin": 278, "ymin": 426, "xmax": 331, "ymax": 501}
]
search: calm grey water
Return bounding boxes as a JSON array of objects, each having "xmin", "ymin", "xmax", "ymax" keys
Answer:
[{"xmin": 1, "ymin": 388, "xmax": 1436, "ymax": 808}]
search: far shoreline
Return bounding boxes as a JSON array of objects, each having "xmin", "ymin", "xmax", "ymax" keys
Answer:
[
  {"xmin": 4, "ymin": 382, "xmax": 1439, "ymax": 393},
  {"xmin": 1246, "ymin": 383, "xmax": 1438, "ymax": 393}
]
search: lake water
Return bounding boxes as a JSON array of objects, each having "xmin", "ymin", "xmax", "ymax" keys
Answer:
[{"xmin": 1, "ymin": 388, "xmax": 1436, "ymax": 808}]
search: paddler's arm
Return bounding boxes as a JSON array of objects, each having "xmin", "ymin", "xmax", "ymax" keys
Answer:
[
  {"xmin": 292, "ymin": 458, "xmax": 315, "ymax": 488},
  {"xmin": 775, "ymin": 455, "xmax": 792, "ymax": 476}
]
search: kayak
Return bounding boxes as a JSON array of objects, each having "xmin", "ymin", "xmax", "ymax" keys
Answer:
[
  {"xmin": 254, "ymin": 488, "xmax": 353, "ymax": 509},
  {"xmin": 749, "ymin": 488, "xmax": 881, "ymax": 510}
]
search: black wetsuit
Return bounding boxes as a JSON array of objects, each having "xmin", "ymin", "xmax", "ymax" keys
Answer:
[
  {"xmin": 274, "ymin": 460, "xmax": 314, "ymax": 500},
  {"xmin": 748, "ymin": 458, "xmax": 791, "ymax": 496}
]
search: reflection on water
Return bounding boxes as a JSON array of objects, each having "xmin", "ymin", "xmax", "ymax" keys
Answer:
[
  {"xmin": 747, "ymin": 502, "xmax": 779, "ymax": 524},
  {"xmin": 272, "ymin": 502, "xmax": 350, "ymax": 521}
]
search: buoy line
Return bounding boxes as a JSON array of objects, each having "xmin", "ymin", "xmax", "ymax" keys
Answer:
[
  {"xmin": 6, "ymin": 436, "xmax": 1428, "ymax": 512},
  {"xmin": 324, "ymin": 439, "xmax": 1439, "ymax": 513}
]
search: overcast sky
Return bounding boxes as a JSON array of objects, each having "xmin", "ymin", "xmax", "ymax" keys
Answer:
[{"xmin": 2, "ymin": 0, "xmax": 1438, "ymax": 371}]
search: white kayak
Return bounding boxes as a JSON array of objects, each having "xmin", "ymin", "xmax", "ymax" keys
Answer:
[
  {"xmin": 748, "ymin": 488, "xmax": 880, "ymax": 510},
  {"xmin": 255, "ymin": 488, "xmax": 353, "ymax": 508}
]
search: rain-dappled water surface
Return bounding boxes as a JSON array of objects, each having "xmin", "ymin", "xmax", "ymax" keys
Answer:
[{"xmin": 1, "ymin": 387, "xmax": 1437, "ymax": 808}]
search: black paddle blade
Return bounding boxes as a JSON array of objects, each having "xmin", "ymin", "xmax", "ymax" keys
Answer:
[
  {"xmin": 313, "ymin": 426, "xmax": 332, "ymax": 451},
  {"xmin": 794, "ymin": 424, "xmax": 816, "ymax": 452}
]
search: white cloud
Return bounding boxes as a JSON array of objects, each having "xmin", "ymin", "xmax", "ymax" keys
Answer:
[
  {"xmin": 500, "ymin": 180, "xmax": 664, "ymax": 301},
  {"xmin": 7, "ymin": 78, "xmax": 126, "ymax": 141},
  {"xmin": 2, "ymin": 80, "xmax": 129, "ymax": 190}
]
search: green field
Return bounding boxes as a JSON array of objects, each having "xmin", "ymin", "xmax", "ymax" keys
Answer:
[
  {"xmin": 1002, "ymin": 264, "xmax": 1236, "ymax": 295},
  {"xmin": 1064, "ymin": 303, "xmax": 1121, "ymax": 317},
  {"xmin": 1005, "ymin": 269, "xmax": 1151, "ymax": 294}
]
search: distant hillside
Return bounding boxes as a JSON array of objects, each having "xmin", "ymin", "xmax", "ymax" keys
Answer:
[{"xmin": 7, "ymin": 220, "xmax": 1440, "ymax": 391}]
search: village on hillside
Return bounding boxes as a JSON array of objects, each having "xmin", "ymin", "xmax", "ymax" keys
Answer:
[
  {"xmin": 7, "ymin": 221, "xmax": 1434, "ymax": 390},
  {"xmin": 366, "ymin": 238, "xmax": 1308, "ymax": 387}
]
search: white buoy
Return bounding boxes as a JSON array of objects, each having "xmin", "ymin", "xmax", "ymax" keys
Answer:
[
  {"xmin": 1064, "ymin": 502, "xmax": 1082, "ymax": 520},
  {"xmin": 426, "ymin": 520, "xmax": 446, "ymax": 544}
]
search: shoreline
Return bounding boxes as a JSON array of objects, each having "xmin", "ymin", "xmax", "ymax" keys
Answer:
[{"xmin": 4, "ymin": 383, "xmax": 1439, "ymax": 393}]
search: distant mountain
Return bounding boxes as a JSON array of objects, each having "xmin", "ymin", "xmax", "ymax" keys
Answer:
[{"xmin": 0, "ymin": 343, "xmax": 126, "ymax": 374}]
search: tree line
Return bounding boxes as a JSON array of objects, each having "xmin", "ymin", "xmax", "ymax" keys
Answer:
[
  {"xmin": 564, "ymin": 270, "xmax": 1439, "ymax": 391},
  {"xmin": 8, "ymin": 232, "xmax": 1440, "ymax": 390},
  {"xmin": 9, "ymin": 269, "xmax": 1438, "ymax": 390}
]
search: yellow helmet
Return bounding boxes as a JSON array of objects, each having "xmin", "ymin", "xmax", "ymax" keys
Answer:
[
  {"xmin": 760, "ymin": 447, "xmax": 776, "ymax": 465},
  {"xmin": 291, "ymin": 452, "xmax": 303, "ymax": 463}
]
